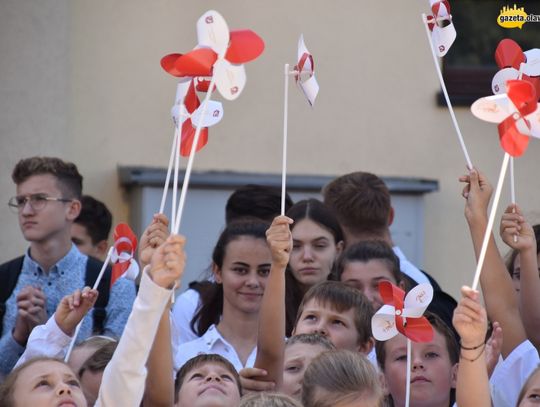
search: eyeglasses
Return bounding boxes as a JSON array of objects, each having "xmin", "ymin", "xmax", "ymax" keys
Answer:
[{"xmin": 8, "ymin": 194, "xmax": 73, "ymax": 213}]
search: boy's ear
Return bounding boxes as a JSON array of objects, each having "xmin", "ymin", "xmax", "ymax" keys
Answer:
[
  {"xmin": 212, "ymin": 263, "xmax": 223, "ymax": 284},
  {"xmin": 387, "ymin": 206, "xmax": 395, "ymax": 227},
  {"xmin": 450, "ymin": 362, "xmax": 458, "ymax": 389},
  {"xmin": 358, "ymin": 337, "xmax": 375, "ymax": 354},
  {"xmin": 66, "ymin": 199, "xmax": 82, "ymax": 221}
]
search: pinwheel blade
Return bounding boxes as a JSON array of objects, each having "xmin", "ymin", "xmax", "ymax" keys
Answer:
[
  {"xmin": 197, "ymin": 10, "xmax": 230, "ymax": 56},
  {"xmin": 492, "ymin": 67, "xmax": 520, "ymax": 95},
  {"xmin": 371, "ymin": 309, "xmax": 399, "ymax": 341},
  {"xmin": 498, "ymin": 117, "xmax": 531, "ymax": 157},
  {"xmin": 226, "ymin": 30, "xmax": 265, "ymax": 63},
  {"xmin": 495, "ymin": 39, "xmax": 525, "ymax": 70},
  {"xmin": 403, "ymin": 283, "xmax": 433, "ymax": 318},
  {"xmin": 523, "ymin": 49, "xmax": 540, "ymax": 77},
  {"xmin": 402, "ymin": 317, "xmax": 434, "ymax": 343},
  {"xmin": 180, "ymin": 121, "xmax": 209, "ymax": 157},
  {"xmin": 214, "ymin": 60, "xmax": 247, "ymax": 100},
  {"xmin": 191, "ymin": 100, "xmax": 224, "ymax": 128},
  {"xmin": 173, "ymin": 48, "xmax": 216, "ymax": 77}
]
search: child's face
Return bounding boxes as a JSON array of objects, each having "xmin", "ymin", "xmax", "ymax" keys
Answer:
[
  {"xmin": 340, "ymin": 260, "xmax": 397, "ymax": 310},
  {"xmin": 518, "ymin": 369, "xmax": 540, "ymax": 407},
  {"xmin": 282, "ymin": 342, "xmax": 329, "ymax": 400},
  {"xmin": 12, "ymin": 360, "xmax": 87, "ymax": 407},
  {"xmin": 176, "ymin": 362, "xmax": 240, "ymax": 407},
  {"xmin": 293, "ymin": 299, "xmax": 363, "ymax": 352},
  {"xmin": 382, "ymin": 331, "xmax": 457, "ymax": 407}
]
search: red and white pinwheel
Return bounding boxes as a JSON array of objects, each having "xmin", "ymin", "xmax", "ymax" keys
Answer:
[
  {"xmin": 170, "ymin": 79, "xmax": 223, "ymax": 156},
  {"xmin": 471, "ymin": 79, "xmax": 540, "ymax": 157},
  {"xmin": 295, "ymin": 35, "xmax": 319, "ymax": 106},
  {"xmin": 161, "ymin": 10, "xmax": 264, "ymax": 101},
  {"xmin": 492, "ymin": 39, "xmax": 540, "ymax": 97},
  {"xmin": 425, "ymin": 0, "xmax": 456, "ymax": 57},
  {"xmin": 110, "ymin": 223, "xmax": 139, "ymax": 288},
  {"xmin": 371, "ymin": 281, "xmax": 434, "ymax": 343}
]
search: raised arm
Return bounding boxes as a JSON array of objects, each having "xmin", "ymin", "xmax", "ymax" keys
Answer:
[
  {"xmin": 252, "ymin": 215, "xmax": 293, "ymax": 390},
  {"xmin": 500, "ymin": 204, "xmax": 540, "ymax": 349},
  {"xmin": 15, "ymin": 287, "xmax": 98, "ymax": 367},
  {"xmin": 141, "ymin": 216, "xmax": 174, "ymax": 407},
  {"xmin": 96, "ymin": 235, "xmax": 186, "ymax": 407},
  {"xmin": 454, "ymin": 286, "xmax": 491, "ymax": 407},
  {"xmin": 138, "ymin": 214, "xmax": 170, "ymax": 270},
  {"xmin": 461, "ymin": 169, "xmax": 526, "ymax": 357}
]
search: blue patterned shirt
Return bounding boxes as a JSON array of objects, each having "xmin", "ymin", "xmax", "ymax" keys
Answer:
[{"xmin": 0, "ymin": 244, "xmax": 136, "ymax": 375}]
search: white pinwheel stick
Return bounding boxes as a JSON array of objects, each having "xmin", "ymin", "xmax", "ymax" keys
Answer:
[
  {"xmin": 172, "ymin": 74, "xmax": 218, "ymax": 235},
  {"xmin": 406, "ymin": 338, "xmax": 412, "ymax": 407},
  {"xmin": 159, "ymin": 80, "xmax": 191, "ymax": 221},
  {"xmin": 281, "ymin": 63, "xmax": 291, "ymax": 216},
  {"xmin": 471, "ymin": 153, "xmax": 510, "ymax": 291},
  {"xmin": 159, "ymin": 129, "xmax": 179, "ymax": 215},
  {"xmin": 510, "ymin": 157, "xmax": 517, "ymax": 243},
  {"xmin": 64, "ymin": 246, "xmax": 114, "ymax": 362},
  {"xmin": 421, "ymin": 13, "xmax": 473, "ymax": 170}
]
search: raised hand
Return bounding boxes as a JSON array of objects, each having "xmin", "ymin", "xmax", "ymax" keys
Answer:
[
  {"xmin": 149, "ymin": 235, "xmax": 186, "ymax": 289},
  {"xmin": 266, "ymin": 216, "xmax": 293, "ymax": 269},
  {"xmin": 459, "ymin": 168, "xmax": 493, "ymax": 225},
  {"xmin": 500, "ymin": 204, "xmax": 536, "ymax": 252},
  {"xmin": 54, "ymin": 287, "xmax": 98, "ymax": 336},
  {"xmin": 139, "ymin": 213, "xmax": 170, "ymax": 270},
  {"xmin": 453, "ymin": 286, "xmax": 487, "ymax": 349}
]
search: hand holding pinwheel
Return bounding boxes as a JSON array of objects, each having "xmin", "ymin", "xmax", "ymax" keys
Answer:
[
  {"xmin": 65, "ymin": 222, "xmax": 140, "ymax": 362},
  {"xmin": 281, "ymin": 35, "xmax": 319, "ymax": 215}
]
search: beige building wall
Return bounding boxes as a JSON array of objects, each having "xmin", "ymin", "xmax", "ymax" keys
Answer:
[{"xmin": 1, "ymin": 1, "xmax": 539, "ymax": 298}]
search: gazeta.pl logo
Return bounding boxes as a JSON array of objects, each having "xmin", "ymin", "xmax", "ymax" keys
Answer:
[{"xmin": 498, "ymin": 4, "xmax": 540, "ymax": 29}]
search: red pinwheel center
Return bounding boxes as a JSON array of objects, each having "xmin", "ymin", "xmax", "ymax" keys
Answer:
[{"xmin": 395, "ymin": 309, "xmax": 402, "ymax": 316}]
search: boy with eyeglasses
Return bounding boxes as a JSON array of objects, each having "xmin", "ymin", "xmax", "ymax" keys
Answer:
[{"xmin": 0, "ymin": 157, "xmax": 136, "ymax": 376}]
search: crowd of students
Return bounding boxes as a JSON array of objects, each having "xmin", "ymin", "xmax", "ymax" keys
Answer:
[{"xmin": 0, "ymin": 156, "xmax": 539, "ymax": 407}]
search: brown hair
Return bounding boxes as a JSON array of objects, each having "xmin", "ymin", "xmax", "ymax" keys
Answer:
[
  {"xmin": 174, "ymin": 354, "xmax": 241, "ymax": 403},
  {"xmin": 12, "ymin": 156, "xmax": 83, "ymax": 198},
  {"xmin": 0, "ymin": 357, "xmax": 80, "ymax": 407},
  {"xmin": 294, "ymin": 281, "xmax": 374, "ymax": 347},
  {"xmin": 286, "ymin": 333, "xmax": 336, "ymax": 351},
  {"xmin": 240, "ymin": 392, "xmax": 303, "ymax": 407},
  {"xmin": 335, "ymin": 240, "xmax": 403, "ymax": 283},
  {"xmin": 302, "ymin": 350, "xmax": 383, "ymax": 407},
  {"xmin": 322, "ymin": 172, "xmax": 391, "ymax": 237}
]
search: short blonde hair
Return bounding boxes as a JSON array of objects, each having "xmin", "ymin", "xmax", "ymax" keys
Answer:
[{"xmin": 302, "ymin": 350, "xmax": 383, "ymax": 407}]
